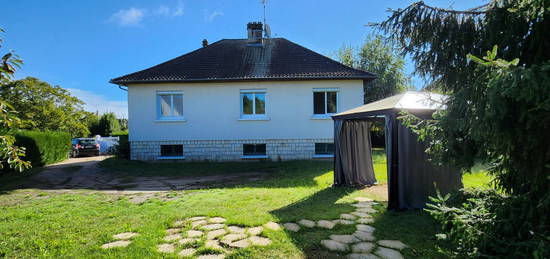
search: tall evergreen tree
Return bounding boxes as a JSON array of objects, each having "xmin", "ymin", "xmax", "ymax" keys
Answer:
[{"xmin": 377, "ymin": 0, "xmax": 549, "ymax": 256}]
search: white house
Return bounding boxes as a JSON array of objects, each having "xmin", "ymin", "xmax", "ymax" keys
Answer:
[{"xmin": 110, "ymin": 22, "xmax": 375, "ymax": 161}]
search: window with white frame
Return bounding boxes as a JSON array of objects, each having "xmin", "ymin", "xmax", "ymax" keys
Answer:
[
  {"xmin": 157, "ymin": 91, "xmax": 184, "ymax": 120},
  {"xmin": 240, "ymin": 89, "xmax": 267, "ymax": 119},
  {"xmin": 313, "ymin": 89, "xmax": 338, "ymax": 115}
]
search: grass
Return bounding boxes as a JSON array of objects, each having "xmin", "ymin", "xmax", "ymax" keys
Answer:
[{"xmin": 0, "ymin": 151, "xmax": 492, "ymax": 258}]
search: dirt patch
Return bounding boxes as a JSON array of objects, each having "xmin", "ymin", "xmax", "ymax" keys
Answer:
[
  {"xmin": 358, "ymin": 184, "xmax": 388, "ymax": 201},
  {"xmin": 6, "ymin": 156, "xmax": 271, "ymax": 204}
]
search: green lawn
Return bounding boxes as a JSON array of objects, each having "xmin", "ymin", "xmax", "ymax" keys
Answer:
[{"xmin": 0, "ymin": 153, "xmax": 492, "ymax": 258}]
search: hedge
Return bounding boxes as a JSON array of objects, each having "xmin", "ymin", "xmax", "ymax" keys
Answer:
[
  {"xmin": 14, "ymin": 130, "xmax": 71, "ymax": 167},
  {"xmin": 111, "ymin": 132, "xmax": 129, "ymax": 159}
]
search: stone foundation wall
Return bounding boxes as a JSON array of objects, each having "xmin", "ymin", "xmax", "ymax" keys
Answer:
[{"xmin": 129, "ymin": 139, "xmax": 334, "ymax": 161}]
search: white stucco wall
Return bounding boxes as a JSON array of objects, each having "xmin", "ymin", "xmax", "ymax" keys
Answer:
[{"xmin": 127, "ymin": 80, "xmax": 364, "ymax": 141}]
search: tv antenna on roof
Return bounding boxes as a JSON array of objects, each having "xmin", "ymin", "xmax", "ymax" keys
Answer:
[{"xmin": 260, "ymin": 0, "xmax": 271, "ymax": 38}]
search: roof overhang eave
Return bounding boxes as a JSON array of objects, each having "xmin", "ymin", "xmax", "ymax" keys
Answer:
[{"xmin": 109, "ymin": 75, "xmax": 376, "ymax": 86}]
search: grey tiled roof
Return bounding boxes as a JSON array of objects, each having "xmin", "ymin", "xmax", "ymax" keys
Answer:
[{"xmin": 110, "ymin": 38, "xmax": 375, "ymax": 85}]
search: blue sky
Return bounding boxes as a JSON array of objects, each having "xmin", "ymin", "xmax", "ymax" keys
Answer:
[{"xmin": 2, "ymin": 0, "xmax": 484, "ymax": 117}]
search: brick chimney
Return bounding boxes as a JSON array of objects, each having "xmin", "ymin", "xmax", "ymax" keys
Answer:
[{"xmin": 247, "ymin": 22, "xmax": 263, "ymax": 45}]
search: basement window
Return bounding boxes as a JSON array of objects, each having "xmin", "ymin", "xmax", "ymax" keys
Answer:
[
  {"xmin": 314, "ymin": 143, "xmax": 335, "ymax": 157},
  {"xmin": 242, "ymin": 144, "xmax": 267, "ymax": 158},
  {"xmin": 159, "ymin": 145, "xmax": 184, "ymax": 159}
]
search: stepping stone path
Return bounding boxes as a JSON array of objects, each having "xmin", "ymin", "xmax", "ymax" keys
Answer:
[
  {"xmin": 100, "ymin": 197, "xmax": 408, "ymax": 258},
  {"xmin": 101, "ymin": 216, "xmax": 277, "ymax": 257}
]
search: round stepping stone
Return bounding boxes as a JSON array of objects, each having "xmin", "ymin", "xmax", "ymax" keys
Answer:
[
  {"xmin": 207, "ymin": 229, "xmax": 227, "ymax": 240},
  {"xmin": 166, "ymin": 228, "xmax": 181, "ymax": 234},
  {"xmin": 202, "ymin": 224, "xmax": 225, "ymax": 231},
  {"xmin": 354, "ymin": 197, "xmax": 374, "ymax": 202},
  {"xmin": 356, "ymin": 208, "xmax": 377, "ymax": 214},
  {"xmin": 320, "ymin": 239, "xmax": 348, "ymax": 252},
  {"xmin": 188, "ymin": 216, "xmax": 207, "ymax": 221},
  {"xmin": 377, "ymin": 240, "xmax": 408, "ymax": 250},
  {"xmin": 248, "ymin": 236, "xmax": 272, "ymax": 246},
  {"xmin": 112, "ymin": 232, "xmax": 139, "ymax": 240},
  {"xmin": 330, "ymin": 234, "xmax": 360, "ymax": 244},
  {"xmin": 163, "ymin": 234, "xmax": 182, "ymax": 242},
  {"xmin": 351, "ymin": 212, "xmax": 371, "ymax": 218},
  {"xmin": 357, "ymin": 224, "xmax": 375, "ymax": 233},
  {"xmin": 317, "ymin": 220, "xmax": 336, "ymax": 229},
  {"xmin": 101, "ymin": 240, "xmax": 131, "ymax": 249},
  {"xmin": 283, "ymin": 223, "xmax": 300, "ymax": 232},
  {"xmin": 173, "ymin": 220, "xmax": 186, "ymax": 227},
  {"xmin": 197, "ymin": 254, "xmax": 225, "ymax": 259},
  {"xmin": 178, "ymin": 237, "xmax": 198, "ymax": 245},
  {"xmin": 186, "ymin": 230, "xmax": 203, "ymax": 238},
  {"xmin": 374, "ymin": 247, "xmax": 404, "ymax": 259},
  {"xmin": 352, "ymin": 202, "xmax": 375, "ymax": 208},
  {"xmin": 263, "ymin": 221, "xmax": 281, "ymax": 230},
  {"xmin": 229, "ymin": 238, "xmax": 251, "ymax": 248},
  {"xmin": 354, "ymin": 231, "xmax": 376, "ymax": 241},
  {"xmin": 347, "ymin": 253, "xmax": 380, "ymax": 259},
  {"xmin": 298, "ymin": 219, "xmax": 316, "ymax": 228},
  {"xmin": 157, "ymin": 243, "xmax": 175, "ymax": 253},
  {"xmin": 205, "ymin": 239, "xmax": 224, "ymax": 250},
  {"xmin": 340, "ymin": 214, "xmax": 357, "ymax": 220},
  {"xmin": 246, "ymin": 226, "xmax": 263, "ymax": 235},
  {"xmin": 333, "ymin": 219, "xmax": 355, "ymax": 225},
  {"xmin": 227, "ymin": 226, "xmax": 246, "ymax": 234},
  {"xmin": 357, "ymin": 218, "xmax": 375, "ymax": 224},
  {"xmin": 208, "ymin": 217, "xmax": 226, "ymax": 223},
  {"xmin": 352, "ymin": 242, "xmax": 376, "ymax": 253},
  {"xmin": 221, "ymin": 233, "xmax": 247, "ymax": 244},
  {"xmin": 191, "ymin": 220, "xmax": 208, "ymax": 228},
  {"xmin": 179, "ymin": 248, "xmax": 196, "ymax": 257}
]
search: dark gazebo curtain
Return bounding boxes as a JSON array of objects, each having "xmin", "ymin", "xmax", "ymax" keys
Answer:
[{"xmin": 334, "ymin": 120, "xmax": 377, "ymax": 186}]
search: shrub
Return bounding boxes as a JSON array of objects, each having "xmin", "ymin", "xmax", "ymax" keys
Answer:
[
  {"xmin": 13, "ymin": 130, "xmax": 71, "ymax": 167},
  {"xmin": 426, "ymin": 189, "xmax": 549, "ymax": 258},
  {"xmin": 111, "ymin": 132, "xmax": 129, "ymax": 159}
]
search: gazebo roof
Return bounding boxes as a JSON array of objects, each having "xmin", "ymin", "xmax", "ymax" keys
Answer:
[{"xmin": 333, "ymin": 91, "xmax": 446, "ymax": 119}]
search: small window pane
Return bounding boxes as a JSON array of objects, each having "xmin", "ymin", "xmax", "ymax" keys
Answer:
[
  {"xmin": 315, "ymin": 143, "xmax": 334, "ymax": 155},
  {"xmin": 242, "ymin": 93, "xmax": 253, "ymax": 114},
  {"xmin": 161, "ymin": 145, "xmax": 183, "ymax": 157},
  {"xmin": 313, "ymin": 92, "xmax": 325, "ymax": 114},
  {"xmin": 160, "ymin": 95, "xmax": 171, "ymax": 116},
  {"xmin": 327, "ymin": 92, "xmax": 337, "ymax": 114},
  {"xmin": 255, "ymin": 93, "xmax": 265, "ymax": 114},
  {"xmin": 243, "ymin": 144, "xmax": 266, "ymax": 156},
  {"xmin": 173, "ymin": 94, "xmax": 183, "ymax": 116}
]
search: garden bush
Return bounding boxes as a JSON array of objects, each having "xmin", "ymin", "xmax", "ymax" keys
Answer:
[
  {"xmin": 426, "ymin": 189, "xmax": 549, "ymax": 258},
  {"xmin": 13, "ymin": 130, "xmax": 71, "ymax": 167},
  {"xmin": 111, "ymin": 132, "xmax": 129, "ymax": 159}
]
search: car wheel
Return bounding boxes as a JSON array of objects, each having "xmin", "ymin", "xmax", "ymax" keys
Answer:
[{"xmin": 95, "ymin": 151, "xmax": 100, "ymax": 156}]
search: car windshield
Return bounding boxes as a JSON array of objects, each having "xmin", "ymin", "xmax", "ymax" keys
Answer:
[{"xmin": 78, "ymin": 139, "xmax": 97, "ymax": 145}]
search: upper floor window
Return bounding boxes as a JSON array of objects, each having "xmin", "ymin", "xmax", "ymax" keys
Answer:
[
  {"xmin": 157, "ymin": 91, "xmax": 184, "ymax": 120},
  {"xmin": 313, "ymin": 89, "xmax": 338, "ymax": 115},
  {"xmin": 240, "ymin": 89, "xmax": 268, "ymax": 120}
]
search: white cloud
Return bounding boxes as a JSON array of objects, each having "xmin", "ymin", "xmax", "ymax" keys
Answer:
[
  {"xmin": 108, "ymin": 7, "xmax": 145, "ymax": 27},
  {"xmin": 155, "ymin": 1, "xmax": 184, "ymax": 17},
  {"xmin": 109, "ymin": 1, "xmax": 184, "ymax": 27},
  {"xmin": 204, "ymin": 10, "xmax": 223, "ymax": 22},
  {"xmin": 68, "ymin": 88, "xmax": 128, "ymax": 118}
]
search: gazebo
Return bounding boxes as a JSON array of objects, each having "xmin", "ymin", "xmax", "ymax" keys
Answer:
[{"xmin": 331, "ymin": 91, "xmax": 463, "ymax": 210}]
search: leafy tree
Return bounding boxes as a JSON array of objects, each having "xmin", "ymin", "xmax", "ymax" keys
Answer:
[
  {"xmin": 0, "ymin": 28, "xmax": 30, "ymax": 172},
  {"xmin": 118, "ymin": 118, "xmax": 128, "ymax": 132},
  {"xmin": 377, "ymin": 0, "xmax": 549, "ymax": 256},
  {"xmin": 96, "ymin": 112, "xmax": 120, "ymax": 136},
  {"xmin": 82, "ymin": 111, "xmax": 100, "ymax": 136},
  {"xmin": 336, "ymin": 34, "xmax": 410, "ymax": 103},
  {"xmin": 0, "ymin": 77, "xmax": 90, "ymax": 137}
]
